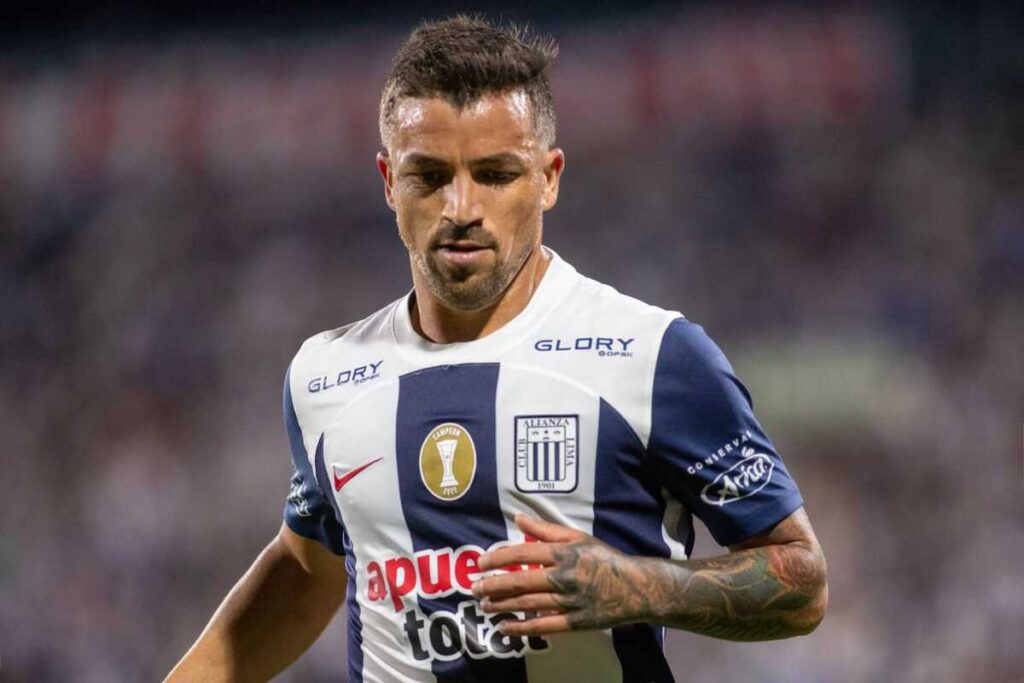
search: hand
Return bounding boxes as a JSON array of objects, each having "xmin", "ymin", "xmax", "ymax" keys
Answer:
[{"xmin": 473, "ymin": 514, "xmax": 652, "ymax": 636}]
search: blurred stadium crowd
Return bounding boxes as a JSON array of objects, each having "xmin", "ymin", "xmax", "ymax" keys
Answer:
[{"xmin": 1, "ymin": 5, "xmax": 1021, "ymax": 682}]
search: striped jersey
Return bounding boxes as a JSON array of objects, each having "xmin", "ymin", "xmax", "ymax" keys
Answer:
[{"xmin": 283, "ymin": 249, "xmax": 803, "ymax": 683}]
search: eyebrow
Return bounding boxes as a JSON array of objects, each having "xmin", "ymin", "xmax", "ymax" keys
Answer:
[
  {"xmin": 401, "ymin": 153, "xmax": 448, "ymax": 168},
  {"xmin": 471, "ymin": 153, "xmax": 528, "ymax": 167},
  {"xmin": 400, "ymin": 152, "xmax": 528, "ymax": 168}
]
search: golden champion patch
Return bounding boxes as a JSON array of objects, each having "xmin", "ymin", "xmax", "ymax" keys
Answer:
[{"xmin": 419, "ymin": 422, "xmax": 477, "ymax": 501}]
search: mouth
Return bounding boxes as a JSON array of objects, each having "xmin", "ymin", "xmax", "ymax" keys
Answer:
[{"xmin": 434, "ymin": 241, "xmax": 493, "ymax": 265}]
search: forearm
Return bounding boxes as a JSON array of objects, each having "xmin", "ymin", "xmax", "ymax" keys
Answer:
[
  {"xmin": 167, "ymin": 528, "xmax": 347, "ymax": 681},
  {"xmin": 475, "ymin": 511, "xmax": 827, "ymax": 642},
  {"xmin": 627, "ymin": 542, "xmax": 828, "ymax": 640}
]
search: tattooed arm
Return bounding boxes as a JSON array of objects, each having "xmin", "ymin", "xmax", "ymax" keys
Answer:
[{"xmin": 474, "ymin": 509, "xmax": 827, "ymax": 641}]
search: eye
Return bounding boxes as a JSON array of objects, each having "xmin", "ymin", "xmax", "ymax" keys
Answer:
[
  {"xmin": 416, "ymin": 170, "xmax": 449, "ymax": 186},
  {"xmin": 477, "ymin": 170, "xmax": 520, "ymax": 185}
]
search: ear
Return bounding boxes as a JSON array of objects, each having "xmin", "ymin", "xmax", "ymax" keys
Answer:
[
  {"xmin": 541, "ymin": 148, "xmax": 565, "ymax": 211},
  {"xmin": 377, "ymin": 151, "xmax": 396, "ymax": 211}
]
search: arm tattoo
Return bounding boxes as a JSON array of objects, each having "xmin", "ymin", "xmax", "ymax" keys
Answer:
[{"xmin": 546, "ymin": 542, "xmax": 825, "ymax": 641}]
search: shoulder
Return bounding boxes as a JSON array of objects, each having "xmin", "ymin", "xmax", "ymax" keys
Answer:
[
  {"xmin": 650, "ymin": 317, "xmax": 752, "ymax": 425},
  {"xmin": 295, "ymin": 298, "xmax": 401, "ymax": 356},
  {"xmin": 654, "ymin": 317, "xmax": 733, "ymax": 376},
  {"xmin": 558, "ymin": 259, "xmax": 684, "ymax": 339},
  {"xmin": 558, "ymin": 260, "xmax": 740, "ymax": 407},
  {"xmin": 288, "ymin": 296, "xmax": 403, "ymax": 383}
]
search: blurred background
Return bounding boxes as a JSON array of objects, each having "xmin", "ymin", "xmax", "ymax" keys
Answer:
[{"xmin": 1, "ymin": 2, "xmax": 1022, "ymax": 681}]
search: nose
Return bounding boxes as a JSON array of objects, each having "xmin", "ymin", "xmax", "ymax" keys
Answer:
[{"xmin": 442, "ymin": 171, "xmax": 484, "ymax": 227}]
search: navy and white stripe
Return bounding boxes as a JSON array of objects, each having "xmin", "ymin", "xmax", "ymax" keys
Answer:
[
  {"xmin": 592, "ymin": 399, "xmax": 676, "ymax": 683},
  {"xmin": 314, "ymin": 435, "xmax": 365, "ymax": 682},
  {"xmin": 396, "ymin": 364, "xmax": 526, "ymax": 682},
  {"xmin": 283, "ymin": 365, "xmax": 345, "ymax": 556},
  {"xmin": 528, "ymin": 440, "xmax": 565, "ymax": 482}
]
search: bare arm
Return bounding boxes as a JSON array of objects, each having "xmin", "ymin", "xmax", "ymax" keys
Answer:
[
  {"xmin": 475, "ymin": 508, "xmax": 827, "ymax": 641},
  {"xmin": 166, "ymin": 522, "xmax": 348, "ymax": 681}
]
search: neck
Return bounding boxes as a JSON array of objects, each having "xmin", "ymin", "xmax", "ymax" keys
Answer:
[{"xmin": 411, "ymin": 246, "xmax": 550, "ymax": 343}]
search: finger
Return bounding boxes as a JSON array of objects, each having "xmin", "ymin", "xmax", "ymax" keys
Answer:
[
  {"xmin": 480, "ymin": 592, "xmax": 577, "ymax": 614},
  {"xmin": 472, "ymin": 568, "xmax": 553, "ymax": 600},
  {"xmin": 515, "ymin": 514, "xmax": 588, "ymax": 544},
  {"xmin": 478, "ymin": 543, "xmax": 557, "ymax": 571},
  {"xmin": 497, "ymin": 613, "xmax": 573, "ymax": 636}
]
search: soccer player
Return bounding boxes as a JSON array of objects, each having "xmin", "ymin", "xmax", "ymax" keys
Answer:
[{"xmin": 168, "ymin": 15, "xmax": 827, "ymax": 682}]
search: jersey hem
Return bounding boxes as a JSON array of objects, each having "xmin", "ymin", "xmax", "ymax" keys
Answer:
[
  {"xmin": 283, "ymin": 513, "xmax": 347, "ymax": 556},
  {"xmin": 711, "ymin": 489, "xmax": 804, "ymax": 547}
]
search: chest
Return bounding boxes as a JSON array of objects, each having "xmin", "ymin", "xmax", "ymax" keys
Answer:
[{"xmin": 317, "ymin": 362, "xmax": 644, "ymax": 552}]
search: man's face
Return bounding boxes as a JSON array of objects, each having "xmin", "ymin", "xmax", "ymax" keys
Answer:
[{"xmin": 378, "ymin": 91, "xmax": 564, "ymax": 311}]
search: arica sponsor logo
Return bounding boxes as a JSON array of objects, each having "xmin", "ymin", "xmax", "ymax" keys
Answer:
[
  {"xmin": 700, "ymin": 446, "xmax": 774, "ymax": 506},
  {"xmin": 687, "ymin": 430, "xmax": 753, "ymax": 475}
]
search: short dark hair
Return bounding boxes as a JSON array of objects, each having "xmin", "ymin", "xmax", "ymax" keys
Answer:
[{"xmin": 379, "ymin": 15, "xmax": 558, "ymax": 150}]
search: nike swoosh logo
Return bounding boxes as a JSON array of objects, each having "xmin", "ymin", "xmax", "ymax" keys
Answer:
[{"xmin": 332, "ymin": 457, "xmax": 384, "ymax": 492}]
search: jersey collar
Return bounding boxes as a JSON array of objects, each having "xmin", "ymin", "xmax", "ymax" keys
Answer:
[{"xmin": 390, "ymin": 247, "xmax": 576, "ymax": 363}]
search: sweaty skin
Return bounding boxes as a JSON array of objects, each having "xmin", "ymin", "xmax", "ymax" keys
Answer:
[{"xmin": 377, "ymin": 91, "xmax": 565, "ymax": 343}]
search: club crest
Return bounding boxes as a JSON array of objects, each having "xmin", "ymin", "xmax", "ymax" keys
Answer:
[{"xmin": 514, "ymin": 415, "xmax": 579, "ymax": 493}]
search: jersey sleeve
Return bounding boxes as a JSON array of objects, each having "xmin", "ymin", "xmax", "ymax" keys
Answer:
[
  {"xmin": 648, "ymin": 318, "xmax": 803, "ymax": 547},
  {"xmin": 282, "ymin": 364, "xmax": 346, "ymax": 555}
]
